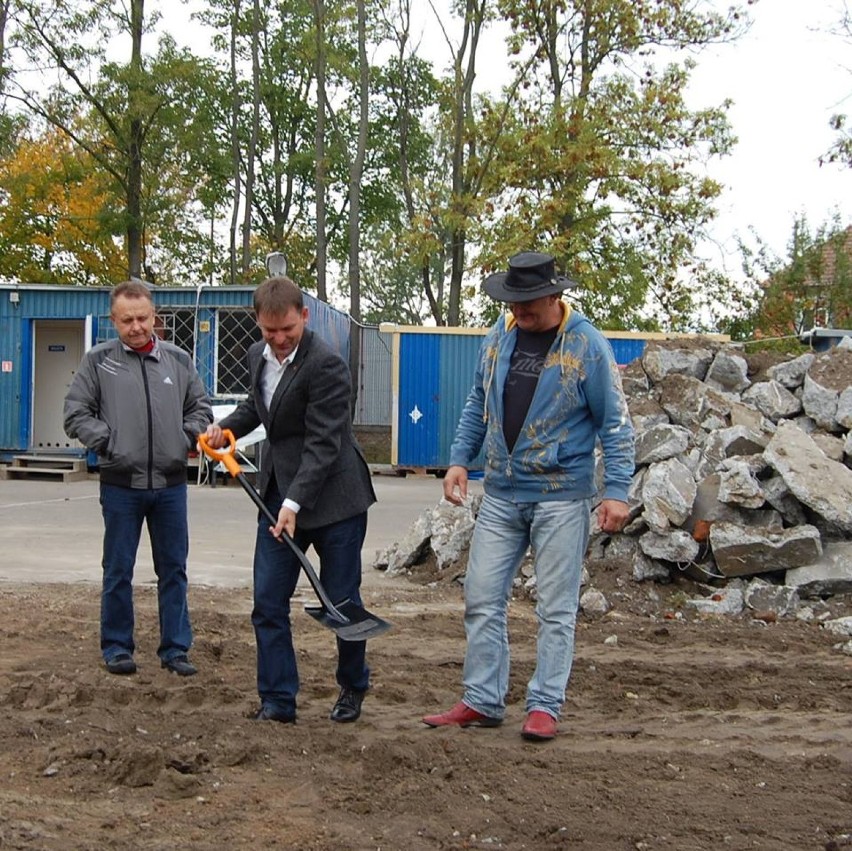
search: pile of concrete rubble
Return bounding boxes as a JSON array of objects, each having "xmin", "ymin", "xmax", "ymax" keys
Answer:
[{"xmin": 373, "ymin": 337, "xmax": 852, "ymax": 652}]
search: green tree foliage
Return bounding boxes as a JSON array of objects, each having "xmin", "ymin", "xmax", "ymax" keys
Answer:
[
  {"xmin": 196, "ymin": 0, "xmax": 330, "ymax": 285},
  {"xmin": 130, "ymin": 37, "xmax": 233, "ymax": 283},
  {"xmin": 714, "ymin": 216, "xmax": 852, "ymax": 350},
  {"xmin": 363, "ymin": 0, "xmax": 745, "ymax": 328},
  {"xmin": 464, "ymin": 0, "xmax": 745, "ymax": 330},
  {"xmin": 0, "ymin": 0, "xmax": 30, "ymax": 159},
  {"xmin": 0, "ymin": 0, "xmax": 781, "ymax": 340},
  {"xmin": 354, "ymin": 0, "xmax": 484, "ymax": 325},
  {"xmin": 5, "ymin": 0, "xmax": 226, "ymax": 282},
  {"xmin": 333, "ymin": 0, "xmax": 446, "ymax": 323}
]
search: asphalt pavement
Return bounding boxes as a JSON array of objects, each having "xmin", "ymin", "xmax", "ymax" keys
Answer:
[{"xmin": 0, "ymin": 472, "xmax": 457, "ymax": 589}]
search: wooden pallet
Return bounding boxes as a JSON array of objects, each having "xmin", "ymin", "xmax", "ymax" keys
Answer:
[{"xmin": 0, "ymin": 454, "xmax": 90, "ymax": 483}]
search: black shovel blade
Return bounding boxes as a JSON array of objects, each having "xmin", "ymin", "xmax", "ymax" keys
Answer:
[
  {"xmin": 219, "ymin": 469, "xmax": 393, "ymax": 640},
  {"xmin": 305, "ymin": 599, "xmax": 392, "ymax": 641}
]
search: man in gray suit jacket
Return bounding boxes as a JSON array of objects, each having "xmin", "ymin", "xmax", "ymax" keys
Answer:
[{"xmin": 205, "ymin": 276, "xmax": 376, "ymax": 724}]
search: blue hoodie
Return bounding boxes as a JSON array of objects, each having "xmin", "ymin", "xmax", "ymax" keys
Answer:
[{"xmin": 449, "ymin": 303, "xmax": 635, "ymax": 504}]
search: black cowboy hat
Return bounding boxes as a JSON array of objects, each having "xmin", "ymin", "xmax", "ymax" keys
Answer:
[{"xmin": 482, "ymin": 251, "xmax": 577, "ymax": 303}]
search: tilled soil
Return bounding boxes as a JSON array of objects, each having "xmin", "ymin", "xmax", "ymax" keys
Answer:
[{"xmin": 0, "ymin": 574, "xmax": 850, "ymax": 851}]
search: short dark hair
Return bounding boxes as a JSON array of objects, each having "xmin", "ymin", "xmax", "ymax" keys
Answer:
[
  {"xmin": 253, "ymin": 276, "xmax": 304, "ymax": 316},
  {"xmin": 110, "ymin": 280, "xmax": 154, "ymax": 310}
]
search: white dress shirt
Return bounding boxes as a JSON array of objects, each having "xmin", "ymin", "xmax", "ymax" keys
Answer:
[{"xmin": 260, "ymin": 343, "xmax": 301, "ymax": 514}]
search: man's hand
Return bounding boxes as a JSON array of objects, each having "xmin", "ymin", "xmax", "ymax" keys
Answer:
[
  {"xmin": 204, "ymin": 423, "xmax": 226, "ymax": 449},
  {"xmin": 271, "ymin": 505, "xmax": 297, "ymax": 540},
  {"xmin": 597, "ymin": 499, "xmax": 629, "ymax": 534},
  {"xmin": 443, "ymin": 465, "xmax": 469, "ymax": 506}
]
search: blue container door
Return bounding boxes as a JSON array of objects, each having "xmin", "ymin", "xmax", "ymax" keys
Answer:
[
  {"xmin": 437, "ymin": 334, "xmax": 485, "ymax": 470},
  {"xmin": 397, "ymin": 335, "xmax": 440, "ymax": 466},
  {"xmin": 607, "ymin": 337, "xmax": 646, "ymax": 366}
]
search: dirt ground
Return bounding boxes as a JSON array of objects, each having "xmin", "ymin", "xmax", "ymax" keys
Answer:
[
  {"xmin": 2, "ymin": 337, "xmax": 851, "ymax": 850},
  {"xmin": 1, "ymin": 561, "xmax": 850, "ymax": 851}
]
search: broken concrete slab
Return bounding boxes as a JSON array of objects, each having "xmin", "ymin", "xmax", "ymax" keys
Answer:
[
  {"xmin": 785, "ymin": 542, "xmax": 852, "ymax": 598},
  {"xmin": 709, "ymin": 521, "xmax": 822, "ymax": 578},
  {"xmin": 764, "ymin": 420, "xmax": 852, "ymax": 533}
]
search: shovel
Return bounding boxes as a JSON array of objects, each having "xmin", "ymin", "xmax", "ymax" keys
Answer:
[{"xmin": 198, "ymin": 430, "xmax": 392, "ymax": 642}]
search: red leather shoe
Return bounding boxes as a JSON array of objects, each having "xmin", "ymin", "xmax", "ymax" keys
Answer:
[
  {"xmin": 521, "ymin": 710, "xmax": 557, "ymax": 741},
  {"xmin": 422, "ymin": 701, "xmax": 502, "ymax": 728}
]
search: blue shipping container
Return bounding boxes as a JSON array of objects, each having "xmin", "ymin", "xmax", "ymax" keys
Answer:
[
  {"xmin": 0, "ymin": 283, "xmax": 350, "ymax": 459},
  {"xmin": 385, "ymin": 325, "xmax": 727, "ymax": 471}
]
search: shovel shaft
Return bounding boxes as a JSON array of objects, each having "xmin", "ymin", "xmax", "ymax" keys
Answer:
[
  {"xmin": 232, "ymin": 471, "xmax": 350, "ymax": 623},
  {"xmin": 197, "ymin": 430, "xmax": 393, "ymax": 640},
  {"xmin": 197, "ymin": 431, "xmax": 350, "ymax": 624}
]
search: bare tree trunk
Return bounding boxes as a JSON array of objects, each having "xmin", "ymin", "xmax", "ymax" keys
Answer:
[
  {"xmin": 0, "ymin": 0, "xmax": 10, "ymax": 87},
  {"xmin": 126, "ymin": 0, "xmax": 145, "ymax": 280},
  {"xmin": 228, "ymin": 0, "xmax": 243, "ymax": 285},
  {"xmin": 271, "ymin": 112, "xmax": 283, "ymax": 246},
  {"xmin": 446, "ymin": 0, "xmax": 485, "ymax": 326},
  {"xmin": 313, "ymin": 0, "xmax": 328, "ymax": 302},
  {"xmin": 347, "ymin": 0, "xmax": 368, "ymax": 411},
  {"xmin": 241, "ymin": 0, "xmax": 261, "ymax": 276},
  {"xmin": 388, "ymin": 0, "xmax": 443, "ymax": 322}
]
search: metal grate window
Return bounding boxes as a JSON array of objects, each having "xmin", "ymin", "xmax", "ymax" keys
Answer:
[
  {"xmin": 159, "ymin": 309, "xmax": 197, "ymax": 354},
  {"xmin": 216, "ymin": 308, "xmax": 262, "ymax": 396}
]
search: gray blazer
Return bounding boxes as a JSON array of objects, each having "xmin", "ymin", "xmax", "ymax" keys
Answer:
[{"xmin": 219, "ymin": 329, "xmax": 376, "ymax": 529}]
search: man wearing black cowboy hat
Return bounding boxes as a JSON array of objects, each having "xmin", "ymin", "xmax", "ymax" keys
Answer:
[{"xmin": 423, "ymin": 251, "xmax": 635, "ymax": 741}]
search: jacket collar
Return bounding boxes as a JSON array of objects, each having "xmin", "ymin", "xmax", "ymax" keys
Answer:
[
  {"xmin": 121, "ymin": 336, "xmax": 160, "ymax": 360},
  {"xmin": 255, "ymin": 329, "xmax": 313, "ymax": 418}
]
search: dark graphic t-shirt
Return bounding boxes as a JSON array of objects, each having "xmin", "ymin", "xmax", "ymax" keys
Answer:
[{"xmin": 502, "ymin": 326, "xmax": 558, "ymax": 451}]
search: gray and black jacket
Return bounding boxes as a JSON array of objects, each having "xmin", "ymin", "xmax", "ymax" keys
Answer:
[{"xmin": 63, "ymin": 337, "xmax": 212, "ymax": 489}]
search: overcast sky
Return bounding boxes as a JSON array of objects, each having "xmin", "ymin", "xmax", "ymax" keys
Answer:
[
  {"xmin": 683, "ymin": 0, "xmax": 852, "ymax": 275},
  {"xmin": 169, "ymin": 0, "xmax": 851, "ymax": 278}
]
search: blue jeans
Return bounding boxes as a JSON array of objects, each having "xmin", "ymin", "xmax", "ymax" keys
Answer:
[
  {"xmin": 253, "ymin": 483, "xmax": 370, "ymax": 716},
  {"xmin": 99, "ymin": 482, "xmax": 192, "ymax": 663},
  {"xmin": 461, "ymin": 493, "xmax": 592, "ymax": 720}
]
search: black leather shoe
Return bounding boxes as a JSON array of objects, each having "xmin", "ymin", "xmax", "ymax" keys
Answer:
[
  {"xmin": 161, "ymin": 655, "xmax": 197, "ymax": 677},
  {"xmin": 254, "ymin": 706, "xmax": 296, "ymax": 724},
  {"xmin": 105, "ymin": 653, "xmax": 136, "ymax": 675},
  {"xmin": 330, "ymin": 687, "xmax": 366, "ymax": 723}
]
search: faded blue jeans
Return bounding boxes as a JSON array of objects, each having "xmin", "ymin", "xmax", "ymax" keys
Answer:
[
  {"xmin": 461, "ymin": 493, "xmax": 592, "ymax": 720},
  {"xmin": 99, "ymin": 482, "xmax": 193, "ymax": 664}
]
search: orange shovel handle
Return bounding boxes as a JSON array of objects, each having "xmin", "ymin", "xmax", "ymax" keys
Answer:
[{"xmin": 197, "ymin": 429, "xmax": 242, "ymax": 478}]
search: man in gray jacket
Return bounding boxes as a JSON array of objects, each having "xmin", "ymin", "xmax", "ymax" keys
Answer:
[{"xmin": 64, "ymin": 281, "xmax": 212, "ymax": 677}]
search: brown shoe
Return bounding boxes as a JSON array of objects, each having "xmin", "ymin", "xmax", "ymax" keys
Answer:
[
  {"xmin": 521, "ymin": 710, "xmax": 557, "ymax": 741},
  {"xmin": 422, "ymin": 701, "xmax": 502, "ymax": 728}
]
